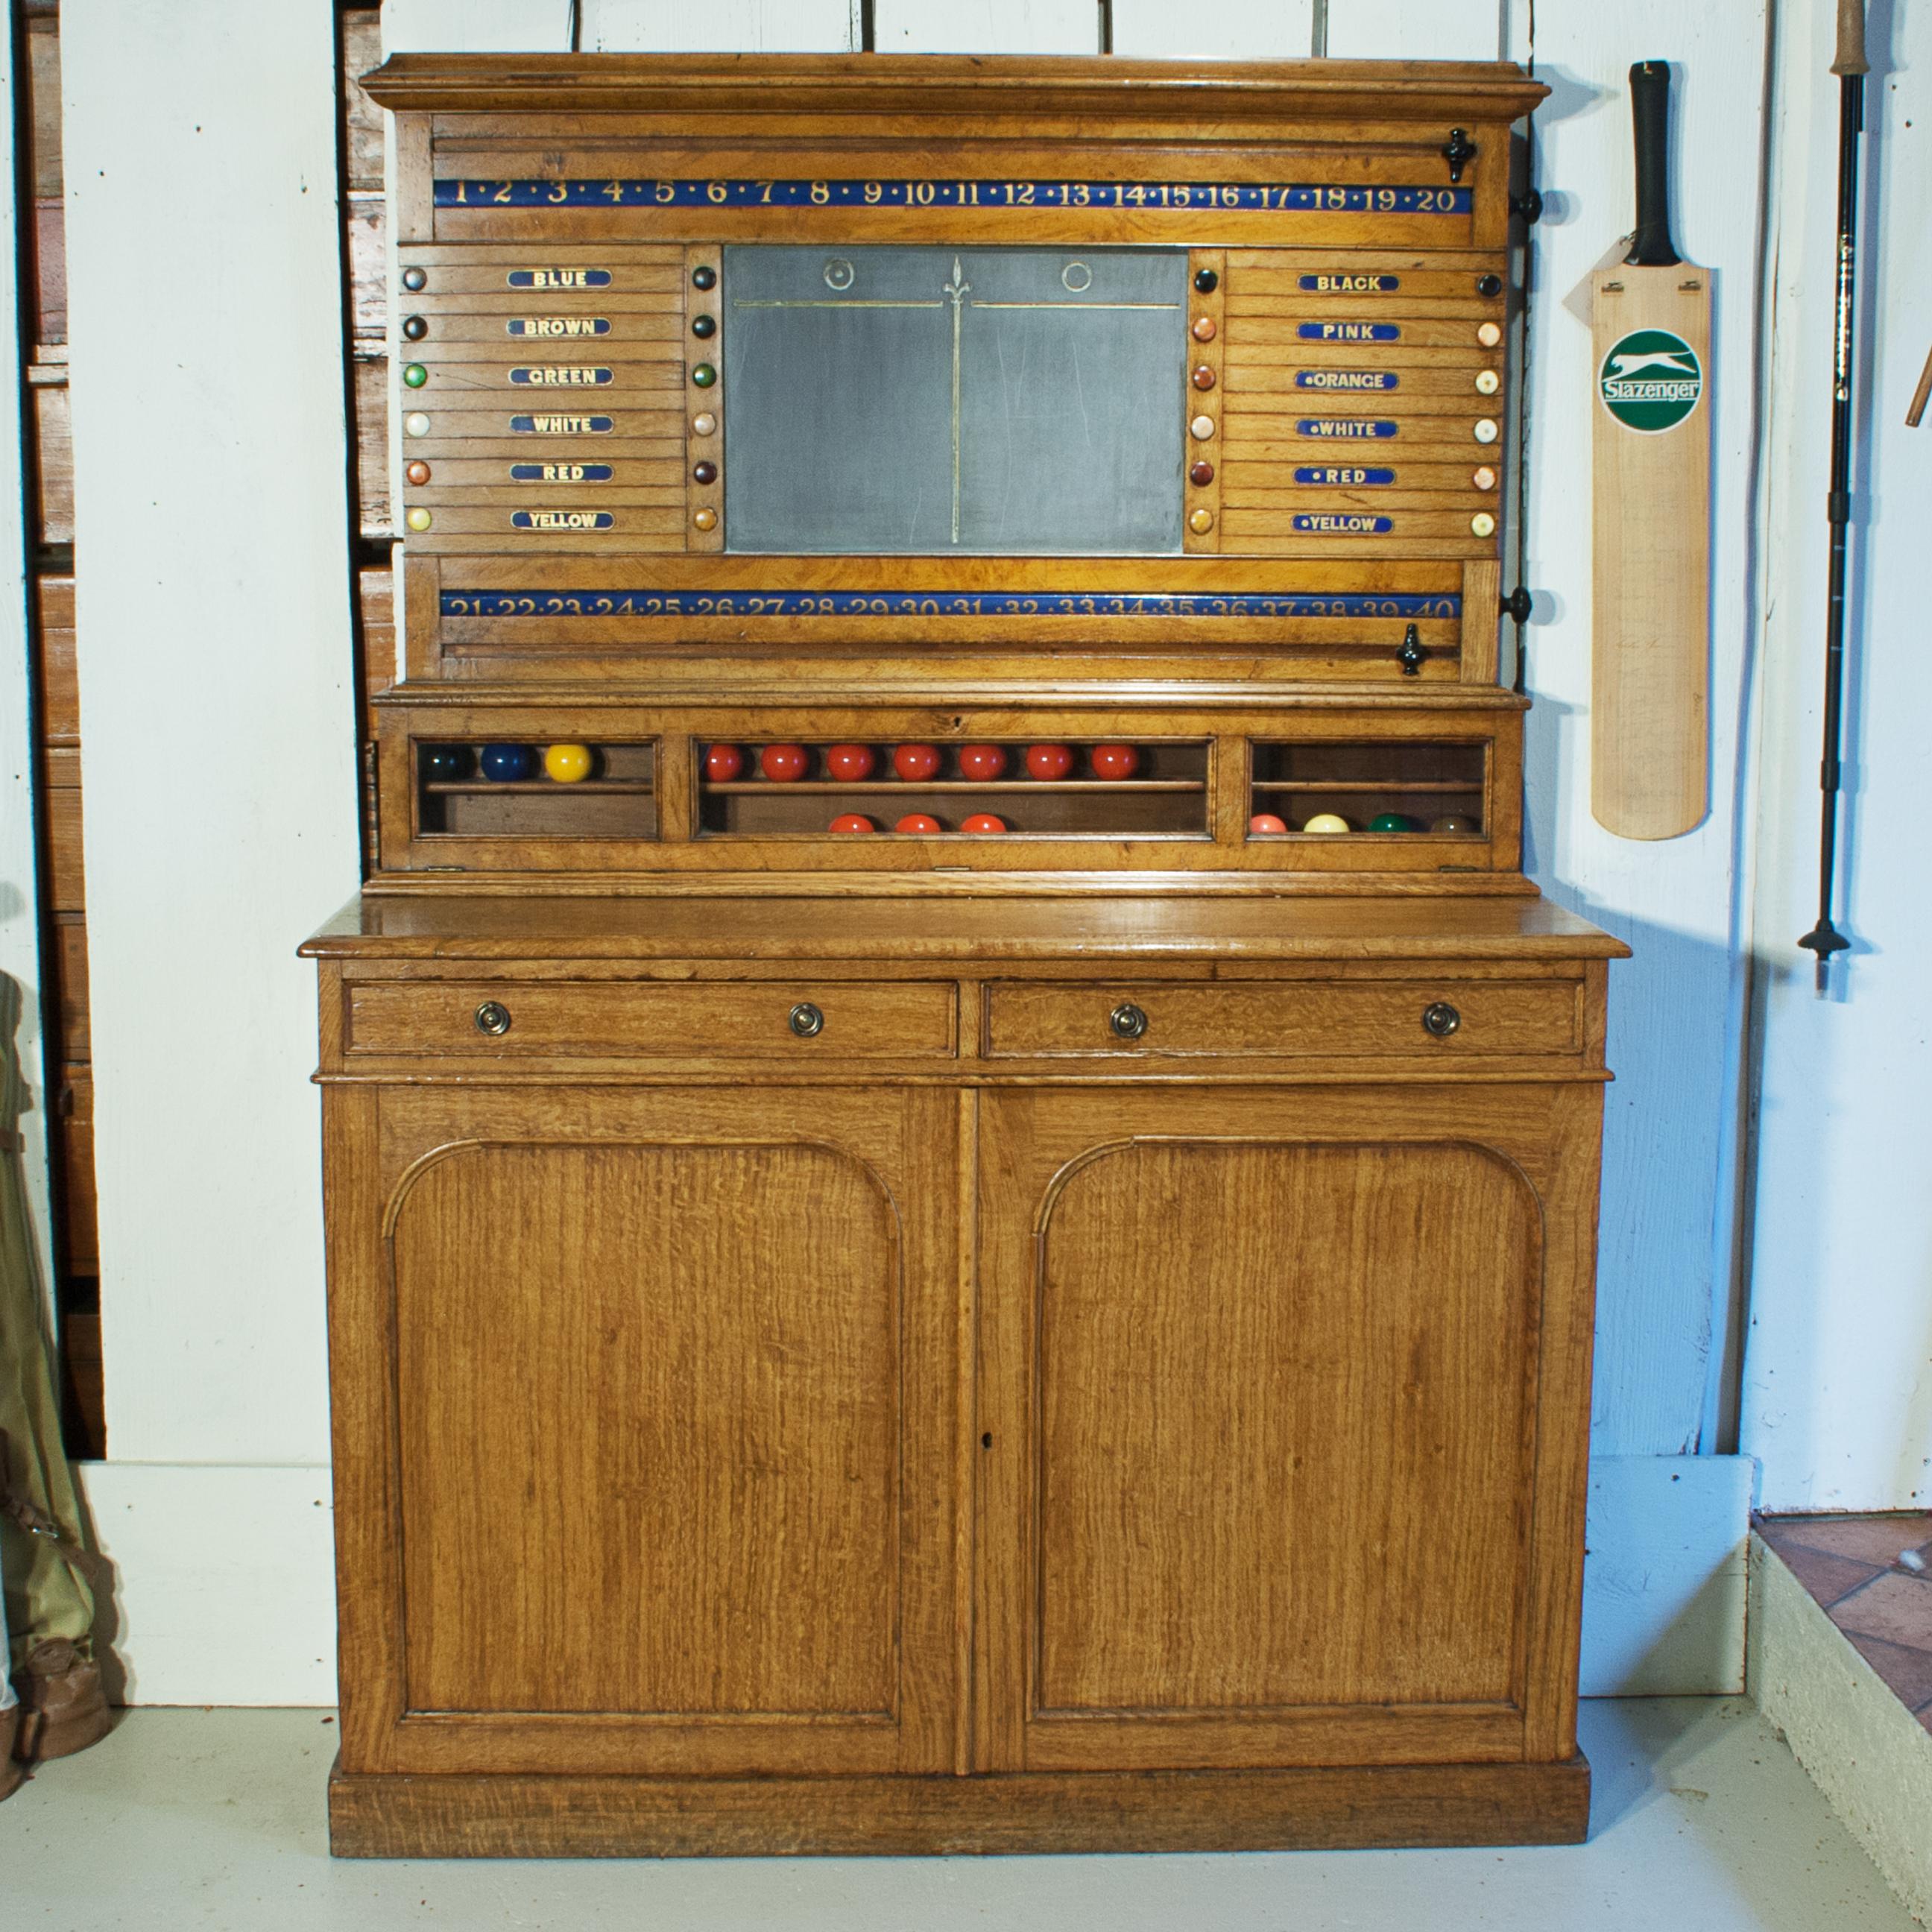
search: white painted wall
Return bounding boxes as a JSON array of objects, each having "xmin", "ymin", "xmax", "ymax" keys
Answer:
[
  {"xmin": 1512, "ymin": 2, "xmax": 1770, "ymax": 1460},
  {"xmin": 61, "ymin": 1, "xmax": 361, "ymax": 1472},
  {"xmin": 1739, "ymin": 0, "xmax": 1932, "ymax": 1509},
  {"xmin": 25, "ymin": 0, "xmax": 1913, "ymax": 1699}
]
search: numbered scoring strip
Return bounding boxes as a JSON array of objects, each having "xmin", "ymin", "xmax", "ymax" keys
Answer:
[
  {"xmin": 435, "ymin": 177, "xmax": 1472, "ymax": 217},
  {"xmin": 441, "ymin": 590, "xmax": 1462, "ymax": 619}
]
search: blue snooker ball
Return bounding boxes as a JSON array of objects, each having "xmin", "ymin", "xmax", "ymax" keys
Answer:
[{"xmin": 480, "ymin": 743, "xmax": 536, "ymax": 783}]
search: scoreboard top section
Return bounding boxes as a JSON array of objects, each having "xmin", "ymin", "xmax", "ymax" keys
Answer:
[
  {"xmin": 366, "ymin": 53, "xmax": 1547, "ymax": 685},
  {"xmin": 364, "ymin": 54, "xmax": 1546, "ymax": 255}
]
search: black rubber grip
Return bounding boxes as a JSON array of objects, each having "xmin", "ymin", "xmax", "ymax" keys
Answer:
[{"xmin": 1627, "ymin": 61, "xmax": 1680, "ymax": 268}]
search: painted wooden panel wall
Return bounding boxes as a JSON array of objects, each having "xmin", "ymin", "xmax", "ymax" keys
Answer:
[
  {"xmin": 1740, "ymin": 0, "xmax": 1932, "ymax": 1510},
  {"xmin": 1508, "ymin": 1, "xmax": 1770, "ymax": 1459},
  {"xmin": 37, "ymin": 0, "xmax": 1828, "ymax": 1699},
  {"xmin": 62, "ymin": 2, "xmax": 360, "ymax": 1465}
]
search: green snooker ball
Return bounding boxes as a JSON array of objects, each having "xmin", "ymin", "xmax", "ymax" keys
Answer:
[{"xmin": 1368, "ymin": 811, "xmax": 1419, "ymax": 833}]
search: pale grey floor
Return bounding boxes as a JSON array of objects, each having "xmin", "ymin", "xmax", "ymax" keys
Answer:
[{"xmin": 1, "ymin": 1699, "xmax": 1914, "ymax": 1931}]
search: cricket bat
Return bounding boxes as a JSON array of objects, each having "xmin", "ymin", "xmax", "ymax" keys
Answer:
[{"xmin": 1591, "ymin": 60, "xmax": 1711, "ymax": 839}]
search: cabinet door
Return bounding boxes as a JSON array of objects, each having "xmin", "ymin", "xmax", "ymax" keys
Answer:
[
  {"xmin": 974, "ymin": 1085, "xmax": 1600, "ymax": 1773},
  {"xmin": 327, "ymin": 1084, "xmax": 959, "ymax": 1778}
]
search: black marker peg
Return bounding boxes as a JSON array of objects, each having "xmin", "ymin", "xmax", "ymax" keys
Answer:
[
  {"xmin": 1442, "ymin": 127, "xmax": 1478, "ymax": 183},
  {"xmin": 1398, "ymin": 623, "xmax": 1427, "ymax": 676}
]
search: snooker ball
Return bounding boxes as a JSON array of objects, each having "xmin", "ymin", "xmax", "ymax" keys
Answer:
[
  {"xmin": 479, "ymin": 743, "xmax": 535, "ymax": 783},
  {"xmin": 1090, "ymin": 743, "xmax": 1140, "ymax": 780},
  {"xmin": 543, "ymin": 742, "xmax": 593, "ymax": 783},
  {"xmin": 1301, "ymin": 812, "xmax": 1351, "ymax": 833},
  {"xmin": 1025, "ymin": 743, "xmax": 1074, "ymax": 780},
  {"xmin": 1248, "ymin": 812, "xmax": 1289, "ymax": 835},
  {"xmin": 703, "ymin": 743, "xmax": 745, "ymax": 782},
  {"xmin": 1431, "ymin": 813, "xmax": 1478, "ymax": 834},
  {"xmin": 958, "ymin": 743, "xmax": 1008, "ymax": 780},
  {"xmin": 824, "ymin": 743, "xmax": 877, "ymax": 782},
  {"xmin": 829, "ymin": 813, "xmax": 877, "ymax": 834},
  {"xmin": 895, "ymin": 813, "xmax": 943, "ymax": 835},
  {"xmin": 892, "ymin": 743, "xmax": 941, "ymax": 781},
  {"xmin": 422, "ymin": 745, "xmax": 470, "ymax": 781},
  {"xmin": 1368, "ymin": 810, "xmax": 1419, "ymax": 833},
  {"xmin": 759, "ymin": 743, "xmax": 810, "ymax": 782},
  {"xmin": 961, "ymin": 812, "xmax": 1008, "ymax": 835}
]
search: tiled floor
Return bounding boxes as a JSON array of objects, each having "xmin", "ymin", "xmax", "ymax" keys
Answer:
[{"xmin": 1758, "ymin": 1511, "xmax": 1932, "ymax": 1731}]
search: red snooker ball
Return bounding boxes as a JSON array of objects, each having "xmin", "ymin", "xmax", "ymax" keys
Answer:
[
  {"xmin": 824, "ymin": 742, "xmax": 877, "ymax": 781},
  {"xmin": 958, "ymin": 743, "xmax": 1008, "ymax": 780},
  {"xmin": 895, "ymin": 813, "xmax": 942, "ymax": 834},
  {"xmin": 1025, "ymin": 743, "xmax": 1074, "ymax": 780},
  {"xmin": 829, "ymin": 813, "xmax": 876, "ymax": 834},
  {"xmin": 703, "ymin": 743, "xmax": 745, "ymax": 782},
  {"xmin": 892, "ymin": 742, "xmax": 941, "ymax": 781},
  {"xmin": 1248, "ymin": 812, "xmax": 1289, "ymax": 834},
  {"xmin": 1090, "ymin": 743, "xmax": 1140, "ymax": 780},
  {"xmin": 760, "ymin": 742, "xmax": 809, "ymax": 782},
  {"xmin": 961, "ymin": 812, "xmax": 1008, "ymax": 835}
]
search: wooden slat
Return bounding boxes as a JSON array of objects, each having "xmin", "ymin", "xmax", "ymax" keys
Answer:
[
  {"xmin": 34, "ymin": 572, "xmax": 78, "ymax": 743},
  {"xmin": 50, "ymin": 912, "xmax": 89, "ymax": 1064},
  {"xmin": 42, "ymin": 748, "xmax": 84, "ymax": 912},
  {"xmin": 347, "ymin": 191, "xmax": 386, "ymax": 341},
  {"xmin": 32, "ymin": 377, "xmax": 73, "ymax": 546},
  {"xmin": 60, "ymin": 1069, "xmax": 96, "ymax": 1272},
  {"xmin": 340, "ymin": 9, "xmax": 385, "ymax": 195},
  {"xmin": 353, "ymin": 353, "xmax": 391, "ymax": 539}
]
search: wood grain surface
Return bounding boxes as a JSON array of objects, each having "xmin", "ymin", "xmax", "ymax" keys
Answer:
[
  {"xmin": 312, "ymin": 49, "xmax": 1617, "ymax": 1858},
  {"xmin": 328, "ymin": 1755, "xmax": 1591, "ymax": 1857},
  {"xmin": 1590, "ymin": 267, "xmax": 1711, "ymax": 838}
]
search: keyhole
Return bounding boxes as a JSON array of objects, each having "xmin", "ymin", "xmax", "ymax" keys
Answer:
[{"xmin": 981, "ymin": 1432, "xmax": 993, "ymax": 1450}]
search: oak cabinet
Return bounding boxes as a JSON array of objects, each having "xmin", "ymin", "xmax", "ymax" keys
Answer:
[
  {"xmin": 313, "ymin": 906, "xmax": 1617, "ymax": 1854},
  {"xmin": 317, "ymin": 52, "xmax": 1619, "ymax": 1857}
]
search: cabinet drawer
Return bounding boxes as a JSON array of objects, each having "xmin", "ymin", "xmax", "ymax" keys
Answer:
[
  {"xmin": 984, "ymin": 979, "xmax": 1581, "ymax": 1058},
  {"xmin": 346, "ymin": 980, "xmax": 958, "ymax": 1058}
]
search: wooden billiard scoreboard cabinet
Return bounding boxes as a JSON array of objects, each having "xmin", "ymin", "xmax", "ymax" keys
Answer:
[{"xmin": 306, "ymin": 53, "xmax": 1625, "ymax": 1857}]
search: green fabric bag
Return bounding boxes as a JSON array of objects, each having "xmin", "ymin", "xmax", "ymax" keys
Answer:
[{"xmin": 0, "ymin": 976, "xmax": 95, "ymax": 1675}]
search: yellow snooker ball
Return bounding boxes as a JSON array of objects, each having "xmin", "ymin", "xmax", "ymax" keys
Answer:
[
  {"xmin": 543, "ymin": 742, "xmax": 593, "ymax": 783},
  {"xmin": 1301, "ymin": 812, "xmax": 1351, "ymax": 833}
]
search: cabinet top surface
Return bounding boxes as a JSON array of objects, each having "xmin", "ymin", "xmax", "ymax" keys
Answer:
[
  {"xmin": 303, "ymin": 891, "xmax": 1626, "ymax": 964},
  {"xmin": 362, "ymin": 52, "xmax": 1547, "ymax": 123}
]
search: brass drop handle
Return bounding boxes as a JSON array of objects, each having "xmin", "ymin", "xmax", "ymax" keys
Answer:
[
  {"xmin": 789, "ymin": 1002, "xmax": 824, "ymax": 1039},
  {"xmin": 473, "ymin": 1000, "xmax": 512, "ymax": 1037},
  {"xmin": 1422, "ymin": 1001, "xmax": 1462, "ymax": 1038},
  {"xmin": 1109, "ymin": 1002, "xmax": 1149, "ymax": 1042}
]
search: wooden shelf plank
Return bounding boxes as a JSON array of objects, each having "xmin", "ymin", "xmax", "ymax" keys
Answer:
[
  {"xmin": 704, "ymin": 780, "xmax": 1206, "ymax": 795},
  {"xmin": 425, "ymin": 780, "xmax": 656, "ymax": 796}
]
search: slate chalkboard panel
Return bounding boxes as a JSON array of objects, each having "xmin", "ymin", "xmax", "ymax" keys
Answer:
[{"xmin": 722, "ymin": 246, "xmax": 1187, "ymax": 555}]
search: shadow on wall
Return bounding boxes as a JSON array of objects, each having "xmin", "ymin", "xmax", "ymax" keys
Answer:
[{"xmin": 1520, "ymin": 783, "xmax": 1737, "ymax": 1459}]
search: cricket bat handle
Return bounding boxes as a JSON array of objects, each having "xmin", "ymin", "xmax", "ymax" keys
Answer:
[
  {"xmin": 1834, "ymin": 0, "xmax": 1869, "ymax": 77},
  {"xmin": 1627, "ymin": 62, "xmax": 1679, "ymax": 268}
]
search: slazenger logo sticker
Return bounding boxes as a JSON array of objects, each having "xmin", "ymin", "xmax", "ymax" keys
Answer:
[{"xmin": 1600, "ymin": 328, "xmax": 1703, "ymax": 433}]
